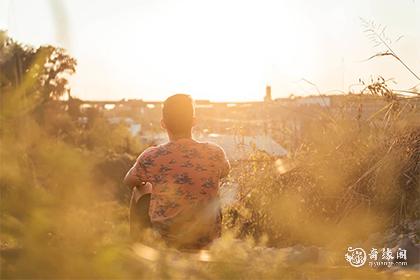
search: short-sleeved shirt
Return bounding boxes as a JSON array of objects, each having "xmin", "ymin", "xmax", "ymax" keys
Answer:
[{"xmin": 132, "ymin": 138, "xmax": 230, "ymax": 248}]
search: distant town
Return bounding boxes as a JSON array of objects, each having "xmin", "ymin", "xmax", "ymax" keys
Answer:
[{"xmin": 65, "ymin": 87, "xmax": 420, "ymax": 160}]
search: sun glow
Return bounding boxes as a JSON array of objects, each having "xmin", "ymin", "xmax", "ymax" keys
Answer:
[
  {"xmin": 3, "ymin": 0, "xmax": 418, "ymax": 101},
  {"xmin": 71, "ymin": 0, "xmax": 318, "ymax": 101}
]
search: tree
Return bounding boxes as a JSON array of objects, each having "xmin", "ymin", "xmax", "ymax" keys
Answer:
[{"xmin": 0, "ymin": 30, "xmax": 77, "ymax": 113}]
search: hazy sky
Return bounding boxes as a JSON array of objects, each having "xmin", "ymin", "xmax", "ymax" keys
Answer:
[{"xmin": 0, "ymin": 0, "xmax": 419, "ymax": 101}]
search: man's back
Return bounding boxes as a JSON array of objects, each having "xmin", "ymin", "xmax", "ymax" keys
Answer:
[{"xmin": 135, "ymin": 138, "xmax": 230, "ymax": 248}]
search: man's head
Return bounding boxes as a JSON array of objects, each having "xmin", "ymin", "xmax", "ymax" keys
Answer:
[{"xmin": 161, "ymin": 94, "xmax": 195, "ymax": 136}]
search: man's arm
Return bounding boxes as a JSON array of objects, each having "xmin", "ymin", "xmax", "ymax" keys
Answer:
[
  {"xmin": 219, "ymin": 148, "xmax": 231, "ymax": 179},
  {"xmin": 123, "ymin": 152, "xmax": 149, "ymax": 188},
  {"xmin": 123, "ymin": 163, "xmax": 143, "ymax": 187}
]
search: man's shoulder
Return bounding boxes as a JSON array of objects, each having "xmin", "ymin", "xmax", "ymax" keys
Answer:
[
  {"xmin": 141, "ymin": 146, "xmax": 158, "ymax": 155},
  {"xmin": 137, "ymin": 144, "xmax": 165, "ymax": 160},
  {"xmin": 198, "ymin": 141, "xmax": 226, "ymax": 154}
]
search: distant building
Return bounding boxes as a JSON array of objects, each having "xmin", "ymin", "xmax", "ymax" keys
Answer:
[
  {"xmin": 264, "ymin": 85, "xmax": 272, "ymax": 102},
  {"xmin": 201, "ymin": 133, "xmax": 287, "ymax": 160},
  {"xmin": 295, "ymin": 96, "xmax": 330, "ymax": 107}
]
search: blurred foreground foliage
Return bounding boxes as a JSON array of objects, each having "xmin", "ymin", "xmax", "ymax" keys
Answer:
[
  {"xmin": 1, "ymin": 31, "xmax": 419, "ymax": 278},
  {"xmin": 0, "ymin": 31, "xmax": 138, "ymax": 278},
  {"xmin": 224, "ymin": 111, "xmax": 419, "ymax": 247}
]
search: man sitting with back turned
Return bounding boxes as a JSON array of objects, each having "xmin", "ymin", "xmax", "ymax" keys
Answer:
[{"xmin": 124, "ymin": 94, "xmax": 230, "ymax": 249}]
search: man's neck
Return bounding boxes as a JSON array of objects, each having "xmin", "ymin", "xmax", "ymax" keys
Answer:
[{"xmin": 168, "ymin": 133, "xmax": 193, "ymax": 142}]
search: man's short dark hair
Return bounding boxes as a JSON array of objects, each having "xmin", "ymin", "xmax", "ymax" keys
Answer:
[{"xmin": 162, "ymin": 94, "xmax": 195, "ymax": 134}]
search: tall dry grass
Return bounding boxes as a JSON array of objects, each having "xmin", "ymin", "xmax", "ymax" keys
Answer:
[{"xmin": 1, "ymin": 31, "xmax": 419, "ymax": 279}]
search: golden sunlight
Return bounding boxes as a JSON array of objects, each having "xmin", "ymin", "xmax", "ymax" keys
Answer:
[{"xmin": 1, "ymin": 0, "xmax": 419, "ymax": 279}]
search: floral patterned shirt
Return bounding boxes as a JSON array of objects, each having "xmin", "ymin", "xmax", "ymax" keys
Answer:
[{"xmin": 131, "ymin": 138, "xmax": 230, "ymax": 248}]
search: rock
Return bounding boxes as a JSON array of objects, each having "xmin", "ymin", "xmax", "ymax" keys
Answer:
[
  {"xmin": 408, "ymin": 219, "xmax": 420, "ymax": 234},
  {"xmin": 392, "ymin": 235, "xmax": 420, "ymax": 267},
  {"xmin": 284, "ymin": 245, "xmax": 320, "ymax": 265}
]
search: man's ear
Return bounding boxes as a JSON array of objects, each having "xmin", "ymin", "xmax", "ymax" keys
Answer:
[{"xmin": 160, "ymin": 119, "xmax": 166, "ymax": 130}]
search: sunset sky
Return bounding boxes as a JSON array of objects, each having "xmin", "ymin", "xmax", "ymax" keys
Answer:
[{"xmin": 0, "ymin": 0, "xmax": 419, "ymax": 101}]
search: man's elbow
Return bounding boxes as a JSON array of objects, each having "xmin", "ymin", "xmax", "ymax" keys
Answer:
[{"xmin": 123, "ymin": 173, "xmax": 135, "ymax": 188}]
